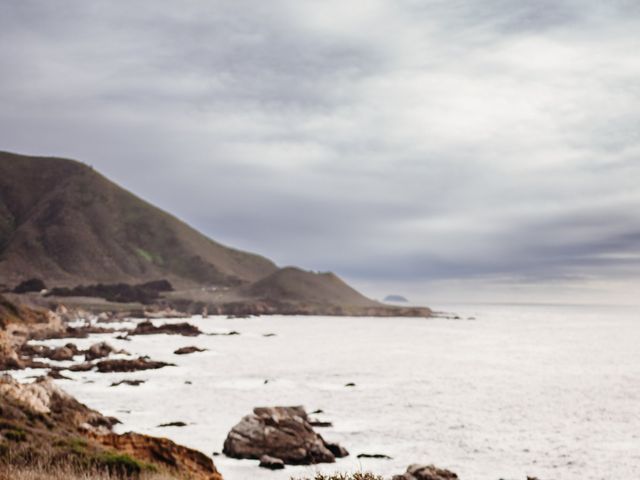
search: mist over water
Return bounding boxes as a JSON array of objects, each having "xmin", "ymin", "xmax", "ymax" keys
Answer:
[{"xmin": 20, "ymin": 304, "xmax": 640, "ymax": 480}]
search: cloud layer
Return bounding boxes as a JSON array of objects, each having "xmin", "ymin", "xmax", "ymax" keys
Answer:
[{"xmin": 1, "ymin": 0, "xmax": 639, "ymax": 303}]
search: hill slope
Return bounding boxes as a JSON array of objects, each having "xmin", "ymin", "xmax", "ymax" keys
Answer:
[
  {"xmin": 0, "ymin": 151, "xmax": 277, "ymax": 288},
  {"xmin": 241, "ymin": 267, "xmax": 381, "ymax": 307}
]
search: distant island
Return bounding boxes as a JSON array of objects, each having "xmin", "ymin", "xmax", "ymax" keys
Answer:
[
  {"xmin": 0, "ymin": 151, "xmax": 430, "ymax": 318},
  {"xmin": 384, "ymin": 294, "xmax": 409, "ymax": 303}
]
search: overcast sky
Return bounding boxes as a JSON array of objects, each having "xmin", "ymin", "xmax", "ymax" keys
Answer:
[{"xmin": 1, "ymin": 1, "xmax": 639, "ymax": 305}]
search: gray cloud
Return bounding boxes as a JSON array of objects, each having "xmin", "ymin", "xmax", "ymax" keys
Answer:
[{"xmin": 1, "ymin": 0, "xmax": 639, "ymax": 303}]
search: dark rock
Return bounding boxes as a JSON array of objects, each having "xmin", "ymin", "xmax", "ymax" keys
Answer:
[
  {"xmin": 262, "ymin": 333, "xmax": 277, "ymax": 337},
  {"xmin": 310, "ymin": 409, "xmax": 324, "ymax": 414},
  {"xmin": 49, "ymin": 344, "xmax": 78, "ymax": 361},
  {"xmin": 67, "ymin": 362, "xmax": 95, "ymax": 372},
  {"xmin": 209, "ymin": 330, "xmax": 240, "ymax": 336},
  {"xmin": 174, "ymin": 346, "xmax": 206, "ymax": 355},
  {"xmin": 158, "ymin": 421, "xmax": 187, "ymax": 427},
  {"xmin": 357, "ymin": 453, "xmax": 393, "ymax": 459},
  {"xmin": 96, "ymin": 357, "xmax": 174, "ymax": 373},
  {"xmin": 309, "ymin": 420, "xmax": 333, "ymax": 427},
  {"xmin": 393, "ymin": 464, "xmax": 459, "ymax": 480},
  {"xmin": 110, "ymin": 379, "xmax": 146, "ymax": 387},
  {"xmin": 345, "ymin": 382, "xmax": 356, "ymax": 387},
  {"xmin": 20, "ymin": 342, "xmax": 80, "ymax": 361},
  {"xmin": 222, "ymin": 406, "xmax": 348, "ymax": 465},
  {"xmin": 131, "ymin": 320, "xmax": 201, "ymax": 337},
  {"xmin": 325, "ymin": 441, "xmax": 349, "ymax": 458},
  {"xmin": 259, "ymin": 455, "xmax": 285, "ymax": 470}
]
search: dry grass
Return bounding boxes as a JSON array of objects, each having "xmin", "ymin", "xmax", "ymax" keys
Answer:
[
  {"xmin": 292, "ymin": 474, "xmax": 383, "ymax": 480},
  {"xmin": 0, "ymin": 463, "xmax": 176, "ymax": 480}
]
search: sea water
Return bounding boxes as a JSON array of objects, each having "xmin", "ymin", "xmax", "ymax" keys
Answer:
[{"xmin": 19, "ymin": 304, "xmax": 640, "ymax": 480}]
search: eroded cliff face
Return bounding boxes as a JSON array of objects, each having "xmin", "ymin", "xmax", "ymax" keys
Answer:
[{"xmin": 95, "ymin": 432, "xmax": 223, "ymax": 480}]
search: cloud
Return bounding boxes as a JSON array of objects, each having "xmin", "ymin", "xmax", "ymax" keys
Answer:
[{"xmin": 1, "ymin": 0, "xmax": 639, "ymax": 303}]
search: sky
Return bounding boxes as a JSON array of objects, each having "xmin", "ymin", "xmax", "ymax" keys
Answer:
[{"xmin": 1, "ymin": 1, "xmax": 639, "ymax": 305}]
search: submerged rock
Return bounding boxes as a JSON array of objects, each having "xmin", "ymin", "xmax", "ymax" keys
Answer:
[
  {"xmin": 110, "ymin": 379, "xmax": 146, "ymax": 387},
  {"xmin": 96, "ymin": 357, "xmax": 174, "ymax": 373},
  {"xmin": 174, "ymin": 346, "xmax": 206, "ymax": 355},
  {"xmin": 222, "ymin": 406, "xmax": 348, "ymax": 465},
  {"xmin": 158, "ymin": 421, "xmax": 187, "ymax": 427},
  {"xmin": 357, "ymin": 453, "xmax": 393, "ymax": 459},
  {"xmin": 393, "ymin": 464, "xmax": 459, "ymax": 480}
]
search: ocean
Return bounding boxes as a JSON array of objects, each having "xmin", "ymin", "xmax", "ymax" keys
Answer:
[{"xmin": 17, "ymin": 304, "xmax": 640, "ymax": 480}]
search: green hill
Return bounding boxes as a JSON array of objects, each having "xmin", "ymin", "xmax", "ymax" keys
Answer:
[{"xmin": 0, "ymin": 151, "xmax": 277, "ymax": 289}]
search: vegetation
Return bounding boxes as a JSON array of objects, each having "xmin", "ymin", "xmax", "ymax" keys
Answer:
[{"xmin": 293, "ymin": 474, "xmax": 383, "ymax": 480}]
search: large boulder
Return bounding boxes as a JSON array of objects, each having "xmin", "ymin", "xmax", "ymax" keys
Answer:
[
  {"xmin": 222, "ymin": 406, "xmax": 348, "ymax": 465},
  {"xmin": 393, "ymin": 464, "xmax": 459, "ymax": 480}
]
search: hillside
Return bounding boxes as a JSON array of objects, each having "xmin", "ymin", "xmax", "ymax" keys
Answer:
[
  {"xmin": 241, "ymin": 267, "xmax": 382, "ymax": 307},
  {"xmin": 0, "ymin": 150, "xmax": 431, "ymax": 317},
  {"xmin": 0, "ymin": 151, "xmax": 277, "ymax": 289}
]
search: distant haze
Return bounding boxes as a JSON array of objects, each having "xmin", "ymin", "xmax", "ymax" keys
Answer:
[{"xmin": 1, "ymin": 1, "xmax": 639, "ymax": 305}]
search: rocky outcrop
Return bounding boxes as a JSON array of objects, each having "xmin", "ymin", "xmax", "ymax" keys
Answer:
[
  {"xmin": 95, "ymin": 357, "xmax": 174, "ymax": 373},
  {"xmin": 130, "ymin": 320, "xmax": 202, "ymax": 337},
  {"xmin": 0, "ymin": 374, "xmax": 223, "ymax": 480},
  {"xmin": 0, "ymin": 374, "xmax": 113, "ymax": 431},
  {"xmin": 223, "ymin": 406, "xmax": 348, "ymax": 465},
  {"xmin": 393, "ymin": 464, "xmax": 459, "ymax": 480},
  {"xmin": 95, "ymin": 432, "xmax": 222, "ymax": 480}
]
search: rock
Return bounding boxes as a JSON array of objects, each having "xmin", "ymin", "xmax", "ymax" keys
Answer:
[
  {"xmin": 325, "ymin": 441, "xmax": 349, "ymax": 458},
  {"xmin": 259, "ymin": 455, "xmax": 285, "ymax": 470},
  {"xmin": 262, "ymin": 333, "xmax": 277, "ymax": 337},
  {"xmin": 223, "ymin": 406, "xmax": 348, "ymax": 465},
  {"xmin": 110, "ymin": 379, "xmax": 146, "ymax": 387},
  {"xmin": 130, "ymin": 320, "xmax": 202, "ymax": 337},
  {"xmin": 209, "ymin": 330, "xmax": 240, "ymax": 336},
  {"xmin": 393, "ymin": 464, "xmax": 459, "ymax": 480},
  {"xmin": 95, "ymin": 357, "xmax": 174, "ymax": 373},
  {"xmin": 85, "ymin": 341, "xmax": 119, "ymax": 361},
  {"xmin": 49, "ymin": 344, "xmax": 78, "ymax": 361},
  {"xmin": 20, "ymin": 342, "xmax": 79, "ymax": 361},
  {"xmin": 47, "ymin": 370, "xmax": 72, "ymax": 380},
  {"xmin": 67, "ymin": 362, "xmax": 95, "ymax": 372},
  {"xmin": 158, "ymin": 421, "xmax": 187, "ymax": 427},
  {"xmin": 174, "ymin": 346, "xmax": 206, "ymax": 355},
  {"xmin": 345, "ymin": 382, "xmax": 356, "ymax": 387},
  {"xmin": 309, "ymin": 419, "xmax": 333, "ymax": 427},
  {"xmin": 357, "ymin": 453, "xmax": 393, "ymax": 459}
]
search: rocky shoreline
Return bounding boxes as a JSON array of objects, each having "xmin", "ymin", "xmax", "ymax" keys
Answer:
[{"xmin": 0, "ymin": 294, "xmax": 540, "ymax": 480}]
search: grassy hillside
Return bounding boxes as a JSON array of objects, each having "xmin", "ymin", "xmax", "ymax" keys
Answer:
[{"xmin": 0, "ymin": 151, "xmax": 277, "ymax": 289}]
